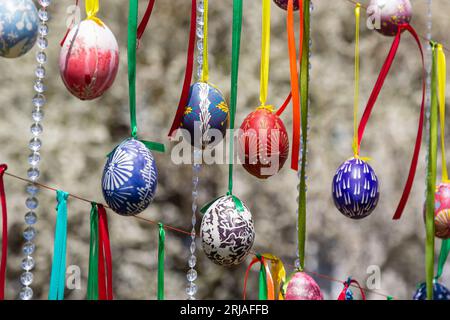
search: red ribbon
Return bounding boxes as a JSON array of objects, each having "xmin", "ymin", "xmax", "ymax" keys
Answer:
[
  {"xmin": 97, "ymin": 204, "xmax": 113, "ymax": 300},
  {"xmin": 357, "ymin": 24, "xmax": 425, "ymax": 220},
  {"xmin": 137, "ymin": 0, "xmax": 156, "ymax": 48},
  {"xmin": 337, "ymin": 278, "xmax": 366, "ymax": 300},
  {"xmin": 0, "ymin": 164, "xmax": 7, "ymax": 300},
  {"xmin": 242, "ymin": 255, "xmax": 274, "ymax": 300},
  {"xmin": 168, "ymin": 0, "xmax": 197, "ymax": 137}
]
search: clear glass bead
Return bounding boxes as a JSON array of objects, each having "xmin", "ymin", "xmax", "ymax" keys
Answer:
[
  {"xmin": 23, "ymin": 226, "xmax": 36, "ymax": 241},
  {"xmin": 26, "ymin": 183, "xmax": 39, "ymax": 196},
  {"xmin": 23, "ymin": 242, "xmax": 36, "ymax": 255},
  {"xmin": 25, "ymin": 211, "xmax": 38, "ymax": 225},
  {"xmin": 193, "ymin": 163, "xmax": 201, "ymax": 173},
  {"xmin": 38, "ymin": 8, "xmax": 49, "ymax": 22},
  {"xmin": 28, "ymin": 153, "xmax": 41, "ymax": 167},
  {"xmin": 31, "ymin": 123, "xmax": 43, "ymax": 136},
  {"xmin": 191, "ymin": 203, "xmax": 197, "ymax": 213},
  {"xmin": 187, "ymin": 269, "xmax": 197, "ymax": 282},
  {"xmin": 34, "ymin": 80, "xmax": 46, "ymax": 93},
  {"xmin": 20, "ymin": 272, "xmax": 34, "ymax": 286},
  {"xmin": 38, "ymin": 23, "xmax": 49, "ymax": 36},
  {"xmin": 21, "ymin": 256, "xmax": 35, "ymax": 271},
  {"xmin": 27, "ymin": 167, "xmax": 40, "ymax": 181},
  {"xmin": 32, "ymin": 93, "xmax": 46, "ymax": 107},
  {"xmin": 188, "ymin": 254, "xmax": 196, "ymax": 268},
  {"xmin": 197, "ymin": 0, "xmax": 204, "ymax": 13},
  {"xmin": 32, "ymin": 109, "xmax": 44, "ymax": 122},
  {"xmin": 196, "ymin": 27, "xmax": 204, "ymax": 39},
  {"xmin": 38, "ymin": 0, "xmax": 51, "ymax": 7},
  {"xmin": 295, "ymin": 259, "xmax": 301, "ymax": 269},
  {"xmin": 35, "ymin": 65, "xmax": 46, "ymax": 79},
  {"xmin": 186, "ymin": 282, "xmax": 198, "ymax": 296},
  {"xmin": 196, "ymin": 16, "xmax": 204, "ymax": 27},
  {"xmin": 25, "ymin": 197, "xmax": 39, "ymax": 210},
  {"xmin": 19, "ymin": 286, "xmax": 33, "ymax": 300},
  {"xmin": 37, "ymin": 37, "xmax": 48, "ymax": 50},
  {"xmin": 187, "ymin": 296, "xmax": 196, "ymax": 300},
  {"xmin": 28, "ymin": 138, "xmax": 42, "ymax": 152},
  {"xmin": 197, "ymin": 39, "xmax": 203, "ymax": 52},
  {"xmin": 190, "ymin": 241, "xmax": 196, "ymax": 254},
  {"xmin": 197, "ymin": 54, "xmax": 203, "ymax": 65},
  {"xmin": 36, "ymin": 51, "xmax": 47, "ymax": 64}
]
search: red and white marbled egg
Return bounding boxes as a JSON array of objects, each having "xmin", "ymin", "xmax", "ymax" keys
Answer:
[
  {"xmin": 285, "ymin": 272, "xmax": 323, "ymax": 300},
  {"xmin": 435, "ymin": 182, "xmax": 450, "ymax": 239},
  {"xmin": 59, "ymin": 20, "xmax": 119, "ymax": 100}
]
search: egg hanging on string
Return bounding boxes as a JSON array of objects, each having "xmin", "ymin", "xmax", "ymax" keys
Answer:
[
  {"xmin": 200, "ymin": 195, "xmax": 255, "ymax": 266},
  {"xmin": 285, "ymin": 272, "xmax": 323, "ymax": 300},
  {"xmin": 434, "ymin": 182, "xmax": 450, "ymax": 239},
  {"xmin": 238, "ymin": 107, "xmax": 289, "ymax": 179},
  {"xmin": 367, "ymin": 0, "xmax": 412, "ymax": 37},
  {"xmin": 102, "ymin": 138, "xmax": 158, "ymax": 216},
  {"xmin": 273, "ymin": 0, "xmax": 300, "ymax": 11},
  {"xmin": 413, "ymin": 281, "xmax": 450, "ymax": 300},
  {"xmin": 59, "ymin": 19, "xmax": 119, "ymax": 100},
  {"xmin": 332, "ymin": 157, "xmax": 380, "ymax": 219},
  {"xmin": 181, "ymin": 82, "xmax": 229, "ymax": 148},
  {"xmin": 0, "ymin": 0, "xmax": 38, "ymax": 58}
]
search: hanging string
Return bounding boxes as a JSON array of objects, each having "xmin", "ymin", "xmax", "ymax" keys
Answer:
[
  {"xmin": 97, "ymin": 204, "xmax": 113, "ymax": 300},
  {"xmin": 137, "ymin": 0, "xmax": 156, "ymax": 47},
  {"xmin": 352, "ymin": 3, "xmax": 361, "ymax": 157},
  {"xmin": 85, "ymin": 0, "xmax": 102, "ymax": 25},
  {"xmin": 437, "ymin": 44, "xmax": 448, "ymax": 182},
  {"xmin": 157, "ymin": 223, "xmax": 165, "ymax": 300},
  {"xmin": 0, "ymin": 165, "xmax": 8, "ymax": 300},
  {"xmin": 87, "ymin": 203, "xmax": 99, "ymax": 300},
  {"xmin": 48, "ymin": 190, "xmax": 69, "ymax": 300},
  {"xmin": 259, "ymin": 0, "xmax": 271, "ymax": 107},
  {"xmin": 200, "ymin": 0, "xmax": 209, "ymax": 83}
]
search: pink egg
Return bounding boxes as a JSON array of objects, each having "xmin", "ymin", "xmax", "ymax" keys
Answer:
[
  {"xmin": 59, "ymin": 20, "xmax": 119, "ymax": 100},
  {"xmin": 285, "ymin": 272, "xmax": 323, "ymax": 300},
  {"xmin": 435, "ymin": 183, "xmax": 450, "ymax": 239},
  {"xmin": 368, "ymin": 0, "xmax": 412, "ymax": 36}
]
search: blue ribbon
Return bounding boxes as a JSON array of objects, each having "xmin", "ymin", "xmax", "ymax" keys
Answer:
[{"xmin": 48, "ymin": 190, "xmax": 69, "ymax": 300}]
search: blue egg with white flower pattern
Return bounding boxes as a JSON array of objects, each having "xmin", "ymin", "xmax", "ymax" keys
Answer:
[
  {"xmin": 0, "ymin": 0, "xmax": 39, "ymax": 58},
  {"xmin": 332, "ymin": 157, "xmax": 379, "ymax": 219},
  {"xmin": 413, "ymin": 281, "xmax": 450, "ymax": 300},
  {"xmin": 102, "ymin": 138, "xmax": 158, "ymax": 216}
]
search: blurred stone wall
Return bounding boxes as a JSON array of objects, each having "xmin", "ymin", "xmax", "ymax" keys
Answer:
[{"xmin": 0, "ymin": 0, "xmax": 449, "ymax": 300}]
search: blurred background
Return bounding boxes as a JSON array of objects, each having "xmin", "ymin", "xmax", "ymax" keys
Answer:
[{"xmin": 0, "ymin": 0, "xmax": 450, "ymax": 300}]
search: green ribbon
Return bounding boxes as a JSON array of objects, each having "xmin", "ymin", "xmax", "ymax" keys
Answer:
[
  {"xmin": 48, "ymin": 190, "xmax": 69, "ymax": 300},
  {"xmin": 436, "ymin": 239, "xmax": 450, "ymax": 280},
  {"xmin": 200, "ymin": 193, "xmax": 244, "ymax": 214},
  {"xmin": 297, "ymin": 0, "xmax": 311, "ymax": 271},
  {"xmin": 425, "ymin": 42, "xmax": 438, "ymax": 300},
  {"xmin": 87, "ymin": 203, "xmax": 99, "ymax": 300},
  {"xmin": 256, "ymin": 254, "xmax": 268, "ymax": 300},
  {"xmin": 157, "ymin": 223, "xmax": 165, "ymax": 300}
]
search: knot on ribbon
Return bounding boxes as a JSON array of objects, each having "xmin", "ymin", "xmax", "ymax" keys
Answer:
[
  {"xmin": 0, "ymin": 164, "xmax": 7, "ymax": 176},
  {"xmin": 257, "ymin": 105, "xmax": 275, "ymax": 113}
]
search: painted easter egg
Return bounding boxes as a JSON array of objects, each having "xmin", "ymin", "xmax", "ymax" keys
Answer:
[
  {"xmin": 332, "ymin": 157, "xmax": 379, "ymax": 219},
  {"xmin": 102, "ymin": 138, "xmax": 158, "ymax": 216},
  {"xmin": 59, "ymin": 19, "xmax": 119, "ymax": 100},
  {"xmin": 181, "ymin": 82, "xmax": 229, "ymax": 148},
  {"xmin": 273, "ymin": 0, "xmax": 300, "ymax": 11},
  {"xmin": 200, "ymin": 195, "xmax": 255, "ymax": 266},
  {"xmin": 367, "ymin": 0, "xmax": 412, "ymax": 36},
  {"xmin": 285, "ymin": 272, "xmax": 323, "ymax": 300},
  {"xmin": 0, "ymin": 0, "xmax": 38, "ymax": 58},
  {"xmin": 238, "ymin": 108, "xmax": 289, "ymax": 179},
  {"xmin": 413, "ymin": 281, "xmax": 450, "ymax": 300},
  {"xmin": 434, "ymin": 183, "xmax": 450, "ymax": 239}
]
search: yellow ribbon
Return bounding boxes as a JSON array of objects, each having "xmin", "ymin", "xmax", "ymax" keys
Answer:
[
  {"xmin": 437, "ymin": 44, "xmax": 448, "ymax": 182},
  {"xmin": 201, "ymin": 0, "xmax": 209, "ymax": 83},
  {"xmin": 262, "ymin": 253, "xmax": 286, "ymax": 300},
  {"xmin": 256, "ymin": 104, "xmax": 275, "ymax": 113},
  {"xmin": 352, "ymin": 3, "xmax": 361, "ymax": 157},
  {"xmin": 259, "ymin": 0, "xmax": 271, "ymax": 106},
  {"xmin": 85, "ymin": 0, "xmax": 103, "ymax": 26}
]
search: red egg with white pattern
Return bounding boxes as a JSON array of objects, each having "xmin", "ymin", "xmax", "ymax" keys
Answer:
[{"xmin": 59, "ymin": 20, "xmax": 119, "ymax": 100}]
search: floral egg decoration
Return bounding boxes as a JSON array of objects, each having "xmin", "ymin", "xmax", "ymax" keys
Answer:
[
  {"xmin": 200, "ymin": 195, "xmax": 255, "ymax": 266},
  {"xmin": 238, "ymin": 107, "xmax": 289, "ymax": 179},
  {"xmin": 434, "ymin": 183, "xmax": 450, "ymax": 239},
  {"xmin": 181, "ymin": 82, "xmax": 229, "ymax": 148},
  {"xmin": 332, "ymin": 157, "xmax": 380, "ymax": 219},
  {"xmin": 273, "ymin": 0, "xmax": 300, "ymax": 11},
  {"xmin": 59, "ymin": 19, "xmax": 119, "ymax": 100},
  {"xmin": 367, "ymin": 0, "xmax": 412, "ymax": 36},
  {"xmin": 102, "ymin": 138, "xmax": 158, "ymax": 216},
  {"xmin": 0, "ymin": 0, "xmax": 38, "ymax": 58},
  {"xmin": 413, "ymin": 281, "xmax": 450, "ymax": 300},
  {"xmin": 285, "ymin": 272, "xmax": 323, "ymax": 300}
]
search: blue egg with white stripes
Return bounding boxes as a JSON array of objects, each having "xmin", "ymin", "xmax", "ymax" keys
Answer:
[
  {"xmin": 102, "ymin": 138, "xmax": 158, "ymax": 216},
  {"xmin": 332, "ymin": 157, "xmax": 379, "ymax": 219},
  {"xmin": 0, "ymin": 0, "xmax": 39, "ymax": 58}
]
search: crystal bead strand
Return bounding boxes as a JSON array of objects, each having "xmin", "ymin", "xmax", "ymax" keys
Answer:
[
  {"xmin": 19, "ymin": 0, "xmax": 51, "ymax": 301},
  {"xmin": 186, "ymin": 0, "xmax": 204, "ymax": 300},
  {"xmin": 295, "ymin": 0, "xmax": 313, "ymax": 269}
]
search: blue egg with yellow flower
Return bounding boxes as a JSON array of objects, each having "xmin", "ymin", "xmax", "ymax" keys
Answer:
[
  {"xmin": 0, "ymin": 0, "xmax": 39, "ymax": 58},
  {"xmin": 181, "ymin": 82, "xmax": 229, "ymax": 148}
]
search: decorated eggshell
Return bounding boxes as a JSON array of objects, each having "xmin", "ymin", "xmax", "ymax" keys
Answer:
[
  {"xmin": 0, "ymin": 0, "xmax": 38, "ymax": 58},
  {"xmin": 273, "ymin": 0, "xmax": 300, "ymax": 11},
  {"xmin": 368, "ymin": 0, "xmax": 412, "ymax": 36},
  {"xmin": 102, "ymin": 138, "xmax": 157, "ymax": 216},
  {"xmin": 434, "ymin": 183, "xmax": 450, "ymax": 239},
  {"xmin": 413, "ymin": 281, "xmax": 450, "ymax": 300},
  {"xmin": 181, "ymin": 82, "xmax": 229, "ymax": 148},
  {"xmin": 238, "ymin": 108, "xmax": 289, "ymax": 179},
  {"xmin": 200, "ymin": 195, "xmax": 255, "ymax": 266},
  {"xmin": 59, "ymin": 19, "xmax": 119, "ymax": 100},
  {"xmin": 285, "ymin": 272, "xmax": 323, "ymax": 300},
  {"xmin": 332, "ymin": 157, "xmax": 379, "ymax": 219}
]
